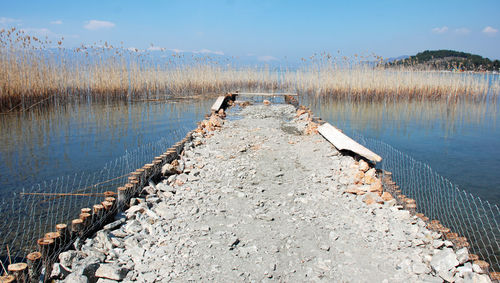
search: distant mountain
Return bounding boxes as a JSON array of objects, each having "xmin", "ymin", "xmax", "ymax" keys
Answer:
[
  {"xmin": 385, "ymin": 55, "xmax": 410, "ymax": 63},
  {"xmin": 386, "ymin": 50, "xmax": 500, "ymax": 71}
]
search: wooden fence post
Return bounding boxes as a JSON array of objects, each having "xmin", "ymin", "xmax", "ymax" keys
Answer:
[{"xmin": 26, "ymin": 252, "xmax": 42, "ymax": 283}]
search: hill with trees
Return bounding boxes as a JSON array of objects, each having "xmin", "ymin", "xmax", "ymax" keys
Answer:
[{"xmin": 386, "ymin": 50, "xmax": 500, "ymax": 71}]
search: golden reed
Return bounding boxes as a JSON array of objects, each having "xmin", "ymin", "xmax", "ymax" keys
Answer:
[{"xmin": 1, "ymin": 28, "xmax": 498, "ymax": 112}]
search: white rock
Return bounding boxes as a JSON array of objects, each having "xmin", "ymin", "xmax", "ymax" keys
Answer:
[
  {"xmin": 102, "ymin": 218, "xmax": 125, "ymax": 231},
  {"xmin": 433, "ymin": 240, "xmax": 444, "ymax": 249},
  {"xmin": 126, "ymin": 205, "xmax": 146, "ymax": 219},
  {"xmin": 161, "ymin": 164, "xmax": 178, "ymax": 175},
  {"xmin": 430, "ymin": 248, "xmax": 459, "ymax": 273},
  {"xmin": 464, "ymin": 273, "xmax": 492, "ymax": 283},
  {"xmin": 59, "ymin": 250, "xmax": 80, "ymax": 268},
  {"xmin": 51, "ymin": 263, "xmax": 71, "ymax": 280},
  {"xmin": 358, "ymin": 160, "xmax": 369, "ymax": 172},
  {"xmin": 95, "ymin": 264, "xmax": 129, "ymax": 281},
  {"xmin": 456, "ymin": 262, "xmax": 473, "ymax": 278},
  {"xmin": 365, "ymin": 168, "xmax": 376, "ymax": 177},
  {"xmin": 177, "ymin": 173, "xmax": 188, "ymax": 184},
  {"xmin": 472, "ymin": 263, "xmax": 483, "ymax": 273},
  {"xmin": 167, "ymin": 175, "xmax": 176, "ymax": 185},
  {"xmin": 437, "ymin": 268, "xmax": 455, "ymax": 282},
  {"xmin": 455, "ymin": 248, "xmax": 469, "ymax": 265},
  {"xmin": 124, "ymin": 220, "xmax": 143, "ymax": 234},
  {"xmin": 384, "ymin": 199, "xmax": 397, "ymax": 207},
  {"xmin": 444, "ymin": 240, "xmax": 454, "ymax": 247},
  {"xmin": 413, "ymin": 239, "xmax": 425, "ymax": 246},
  {"xmin": 412, "ymin": 262, "xmax": 430, "ymax": 274},
  {"xmin": 63, "ymin": 273, "xmax": 88, "ymax": 283},
  {"xmin": 394, "ymin": 210, "xmax": 411, "ymax": 220},
  {"xmin": 154, "ymin": 202, "xmax": 176, "ymax": 220}
]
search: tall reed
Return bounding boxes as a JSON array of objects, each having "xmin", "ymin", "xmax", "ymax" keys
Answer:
[{"xmin": 1, "ymin": 27, "xmax": 498, "ymax": 112}]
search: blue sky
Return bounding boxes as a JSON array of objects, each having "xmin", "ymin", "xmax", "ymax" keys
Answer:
[{"xmin": 1, "ymin": 0, "xmax": 499, "ymax": 61}]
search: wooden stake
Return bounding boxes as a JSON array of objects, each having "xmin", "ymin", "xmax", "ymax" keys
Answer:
[
  {"xmin": 0, "ymin": 275, "xmax": 15, "ymax": 283},
  {"xmin": 135, "ymin": 169, "xmax": 145, "ymax": 185},
  {"xmin": 55, "ymin": 224, "xmax": 69, "ymax": 247},
  {"xmin": 93, "ymin": 204, "xmax": 104, "ymax": 224},
  {"xmin": 438, "ymin": 226, "xmax": 450, "ymax": 234},
  {"xmin": 153, "ymin": 159, "xmax": 162, "ymax": 171},
  {"xmin": 71, "ymin": 219, "xmax": 84, "ymax": 239},
  {"xmin": 8, "ymin": 263, "xmax": 27, "ymax": 283},
  {"xmin": 130, "ymin": 171, "xmax": 142, "ymax": 184},
  {"xmin": 6, "ymin": 245, "xmax": 11, "ymax": 265},
  {"xmin": 44, "ymin": 232, "xmax": 61, "ymax": 254},
  {"xmin": 490, "ymin": 272, "xmax": 500, "ymax": 282},
  {"xmin": 124, "ymin": 183, "xmax": 134, "ymax": 196},
  {"xmin": 143, "ymin": 164, "xmax": 154, "ymax": 179},
  {"xmin": 469, "ymin": 254, "xmax": 479, "ymax": 261},
  {"xmin": 117, "ymin": 186, "xmax": 127, "ymax": 209},
  {"xmin": 130, "ymin": 180, "xmax": 139, "ymax": 193},
  {"xmin": 36, "ymin": 238, "xmax": 54, "ymax": 281},
  {"xmin": 79, "ymin": 213, "xmax": 91, "ymax": 227},
  {"xmin": 444, "ymin": 232, "xmax": 458, "ymax": 241},
  {"xmin": 102, "ymin": 201, "xmax": 113, "ymax": 223},
  {"xmin": 26, "ymin": 252, "xmax": 42, "ymax": 283}
]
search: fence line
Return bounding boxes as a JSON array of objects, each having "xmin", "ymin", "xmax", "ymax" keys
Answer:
[
  {"xmin": 350, "ymin": 131, "xmax": 500, "ymax": 272},
  {"xmin": 0, "ymin": 125, "xmax": 192, "ymax": 276},
  {"xmin": 0, "ymin": 93, "xmax": 236, "ymax": 282},
  {"xmin": 1, "ymin": 95, "xmax": 498, "ymax": 280}
]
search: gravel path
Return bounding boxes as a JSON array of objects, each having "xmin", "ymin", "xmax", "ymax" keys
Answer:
[{"xmin": 55, "ymin": 103, "xmax": 491, "ymax": 283}]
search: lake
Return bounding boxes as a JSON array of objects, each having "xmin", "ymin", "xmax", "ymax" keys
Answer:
[
  {"xmin": 306, "ymin": 96, "xmax": 499, "ymax": 204},
  {"xmin": 0, "ymin": 94, "xmax": 498, "ymax": 203},
  {"xmin": 0, "ymin": 92, "xmax": 499, "ymax": 267},
  {"xmin": 0, "ymin": 97, "xmax": 214, "ymax": 196}
]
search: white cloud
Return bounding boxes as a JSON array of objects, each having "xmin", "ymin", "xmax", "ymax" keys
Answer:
[
  {"xmin": 50, "ymin": 20, "xmax": 63, "ymax": 25},
  {"xmin": 84, "ymin": 20, "xmax": 115, "ymax": 30},
  {"xmin": 454, "ymin": 27, "xmax": 470, "ymax": 35},
  {"xmin": 258, "ymin": 55, "xmax": 278, "ymax": 62},
  {"xmin": 432, "ymin": 26, "xmax": 448, "ymax": 34},
  {"xmin": 0, "ymin": 17, "xmax": 21, "ymax": 25},
  {"xmin": 482, "ymin": 26, "xmax": 498, "ymax": 35}
]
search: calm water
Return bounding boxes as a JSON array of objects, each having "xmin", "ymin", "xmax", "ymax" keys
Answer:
[
  {"xmin": 0, "ymin": 94, "xmax": 499, "ymax": 204},
  {"xmin": 0, "ymin": 98, "xmax": 214, "ymax": 195},
  {"xmin": 306, "ymin": 96, "xmax": 500, "ymax": 204}
]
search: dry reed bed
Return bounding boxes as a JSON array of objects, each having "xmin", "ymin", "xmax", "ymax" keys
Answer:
[{"xmin": 1, "ymin": 27, "xmax": 499, "ymax": 112}]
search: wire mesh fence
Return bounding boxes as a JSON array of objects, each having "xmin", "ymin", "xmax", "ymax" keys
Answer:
[
  {"xmin": 0, "ymin": 125, "xmax": 192, "ymax": 272},
  {"xmin": 350, "ymin": 131, "xmax": 500, "ymax": 272}
]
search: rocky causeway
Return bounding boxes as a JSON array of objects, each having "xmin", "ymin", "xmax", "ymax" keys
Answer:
[{"xmin": 53, "ymin": 103, "xmax": 491, "ymax": 282}]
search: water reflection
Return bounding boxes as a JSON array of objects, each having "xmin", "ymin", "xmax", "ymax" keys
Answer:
[{"xmin": 0, "ymin": 98, "xmax": 214, "ymax": 193}]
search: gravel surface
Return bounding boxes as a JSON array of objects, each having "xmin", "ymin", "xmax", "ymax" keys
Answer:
[{"xmin": 54, "ymin": 103, "xmax": 491, "ymax": 283}]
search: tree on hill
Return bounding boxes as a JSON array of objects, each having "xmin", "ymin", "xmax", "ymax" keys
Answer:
[{"xmin": 387, "ymin": 50, "xmax": 500, "ymax": 71}]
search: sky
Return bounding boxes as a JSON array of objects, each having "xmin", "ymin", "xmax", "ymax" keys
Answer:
[{"xmin": 1, "ymin": 0, "xmax": 500, "ymax": 61}]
